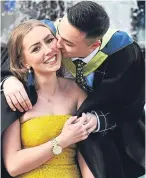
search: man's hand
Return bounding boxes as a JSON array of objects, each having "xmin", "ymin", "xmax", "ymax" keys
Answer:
[
  {"xmin": 75, "ymin": 113, "xmax": 98, "ymax": 134},
  {"xmin": 57, "ymin": 116, "xmax": 90, "ymax": 148},
  {"xmin": 3, "ymin": 76, "xmax": 32, "ymax": 112},
  {"xmin": 85, "ymin": 112, "xmax": 98, "ymax": 133}
]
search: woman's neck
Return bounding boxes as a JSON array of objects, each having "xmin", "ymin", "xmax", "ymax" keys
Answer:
[{"xmin": 35, "ymin": 72, "xmax": 59, "ymax": 96}]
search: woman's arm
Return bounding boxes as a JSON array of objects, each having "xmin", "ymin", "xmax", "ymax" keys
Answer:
[
  {"xmin": 77, "ymin": 151, "xmax": 95, "ymax": 178},
  {"xmin": 2, "ymin": 119, "xmax": 56, "ymax": 177},
  {"xmin": 2, "ymin": 116, "xmax": 89, "ymax": 177}
]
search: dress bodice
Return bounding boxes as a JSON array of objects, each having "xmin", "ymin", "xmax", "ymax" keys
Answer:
[{"xmin": 17, "ymin": 115, "xmax": 81, "ymax": 178}]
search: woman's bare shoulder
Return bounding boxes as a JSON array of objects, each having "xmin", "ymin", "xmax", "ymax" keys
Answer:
[
  {"xmin": 60, "ymin": 77, "xmax": 79, "ymax": 91},
  {"xmin": 60, "ymin": 77, "xmax": 87, "ymax": 97}
]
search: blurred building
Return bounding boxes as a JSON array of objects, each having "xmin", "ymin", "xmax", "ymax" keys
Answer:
[{"xmin": 1, "ymin": 0, "xmax": 145, "ymax": 55}]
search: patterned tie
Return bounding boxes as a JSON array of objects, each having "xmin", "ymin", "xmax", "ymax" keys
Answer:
[{"xmin": 73, "ymin": 59, "xmax": 94, "ymax": 92}]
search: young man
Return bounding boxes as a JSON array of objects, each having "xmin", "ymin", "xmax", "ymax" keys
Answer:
[{"xmin": 1, "ymin": 1, "xmax": 145, "ymax": 178}]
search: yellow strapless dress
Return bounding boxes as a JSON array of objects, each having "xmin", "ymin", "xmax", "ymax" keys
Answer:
[{"xmin": 17, "ymin": 115, "xmax": 81, "ymax": 178}]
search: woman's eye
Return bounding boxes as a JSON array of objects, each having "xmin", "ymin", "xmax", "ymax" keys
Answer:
[
  {"xmin": 32, "ymin": 46, "xmax": 40, "ymax": 53},
  {"xmin": 46, "ymin": 38, "xmax": 54, "ymax": 43}
]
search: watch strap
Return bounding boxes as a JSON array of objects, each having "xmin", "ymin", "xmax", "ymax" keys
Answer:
[{"xmin": 52, "ymin": 138, "xmax": 58, "ymax": 147}]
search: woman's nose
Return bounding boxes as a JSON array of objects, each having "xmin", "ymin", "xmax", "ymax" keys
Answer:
[{"xmin": 44, "ymin": 44, "xmax": 53, "ymax": 56}]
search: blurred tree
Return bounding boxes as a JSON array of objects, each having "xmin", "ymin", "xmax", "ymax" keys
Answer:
[{"xmin": 131, "ymin": 0, "xmax": 145, "ymax": 56}]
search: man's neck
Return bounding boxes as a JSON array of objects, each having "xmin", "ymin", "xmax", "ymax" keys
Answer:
[{"xmin": 72, "ymin": 46, "xmax": 100, "ymax": 63}]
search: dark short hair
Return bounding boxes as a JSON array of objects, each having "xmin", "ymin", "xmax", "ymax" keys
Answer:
[{"xmin": 67, "ymin": 1, "xmax": 110, "ymax": 38}]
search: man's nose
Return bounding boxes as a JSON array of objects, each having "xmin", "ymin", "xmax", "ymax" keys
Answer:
[{"xmin": 56, "ymin": 36, "xmax": 63, "ymax": 49}]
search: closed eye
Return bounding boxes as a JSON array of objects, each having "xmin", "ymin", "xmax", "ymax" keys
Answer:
[{"xmin": 66, "ymin": 43, "xmax": 74, "ymax": 47}]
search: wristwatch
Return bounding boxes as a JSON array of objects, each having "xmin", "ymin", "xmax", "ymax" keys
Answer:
[{"xmin": 51, "ymin": 138, "xmax": 63, "ymax": 155}]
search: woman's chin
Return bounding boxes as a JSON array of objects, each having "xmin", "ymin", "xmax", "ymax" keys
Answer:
[{"xmin": 47, "ymin": 64, "xmax": 61, "ymax": 73}]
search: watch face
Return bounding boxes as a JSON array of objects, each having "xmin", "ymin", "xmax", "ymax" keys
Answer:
[{"xmin": 53, "ymin": 145, "xmax": 62, "ymax": 155}]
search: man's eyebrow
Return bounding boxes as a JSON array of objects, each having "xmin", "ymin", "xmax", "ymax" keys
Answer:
[
  {"xmin": 28, "ymin": 34, "xmax": 52, "ymax": 50},
  {"xmin": 57, "ymin": 25, "xmax": 74, "ymax": 45}
]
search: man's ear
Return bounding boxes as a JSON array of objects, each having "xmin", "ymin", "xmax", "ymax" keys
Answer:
[{"xmin": 91, "ymin": 40, "xmax": 101, "ymax": 49}]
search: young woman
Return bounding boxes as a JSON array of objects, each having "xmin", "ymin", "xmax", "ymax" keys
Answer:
[{"xmin": 2, "ymin": 19, "xmax": 95, "ymax": 178}]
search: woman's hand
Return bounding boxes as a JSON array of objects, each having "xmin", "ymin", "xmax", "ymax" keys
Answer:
[{"xmin": 57, "ymin": 115, "xmax": 89, "ymax": 148}]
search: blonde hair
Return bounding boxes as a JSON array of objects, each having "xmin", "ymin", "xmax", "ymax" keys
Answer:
[{"xmin": 8, "ymin": 19, "xmax": 54, "ymax": 81}]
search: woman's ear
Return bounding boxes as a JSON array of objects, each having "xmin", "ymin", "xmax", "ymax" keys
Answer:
[
  {"xmin": 25, "ymin": 64, "xmax": 30, "ymax": 70},
  {"xmin": 19, "ymin": 56, "xmax": 29, "ymax": 69},
  {"xmin": 22, "ymin": 60, "xmax": 30, "ymax": 69}
]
